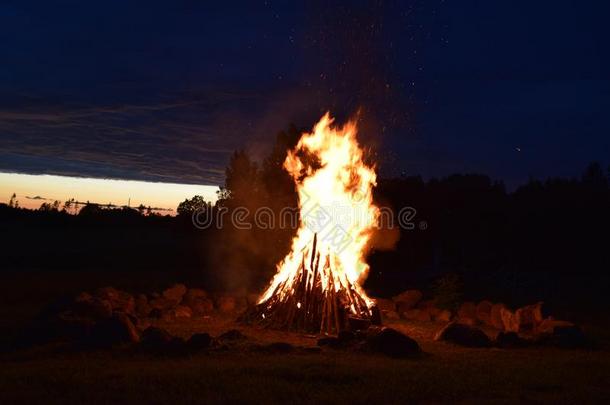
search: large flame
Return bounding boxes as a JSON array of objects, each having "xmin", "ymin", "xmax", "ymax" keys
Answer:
[{"xmin": 259, "ymin": 113, "xmax": 379, "ymax": 308}]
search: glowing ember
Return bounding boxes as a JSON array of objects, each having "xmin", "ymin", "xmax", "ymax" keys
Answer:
[{"xmin": 247, "ymin": 113, "xmax": 380, "ymax": 334}]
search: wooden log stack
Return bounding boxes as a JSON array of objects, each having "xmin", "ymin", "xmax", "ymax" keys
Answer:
[{"xmin": 241, "ymin": 234, "xmax": 373, "ymax": 335}]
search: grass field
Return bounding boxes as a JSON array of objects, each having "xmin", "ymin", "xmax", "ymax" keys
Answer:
[
  {"xmin": 1, "ymin": 270, "xmax": 609, "ymax": 404},
  {"xmin": 2, "ymin": 344, "xmax": 610, "ymax": 403}
]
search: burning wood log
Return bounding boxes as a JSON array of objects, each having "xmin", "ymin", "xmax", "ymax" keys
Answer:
[
  {"xmin": 241, "ymin": 114, "xmax": 380, "ymax": 335},
  {"xmin": 242, "ymin": 234, "xmax": 374, "ymax": 335}
]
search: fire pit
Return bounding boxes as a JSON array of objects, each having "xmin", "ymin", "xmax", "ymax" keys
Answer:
[{"xmin": 243, "ymin": 114, "xmax": 380, "ymax": 335}]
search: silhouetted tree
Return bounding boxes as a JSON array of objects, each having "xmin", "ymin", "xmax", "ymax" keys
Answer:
[
  {"xmin": 582, "ymin": 161, "xmax": 607, "ymax": 189},
  {"xmin": 177, "ymin": 195, "xmax": 210, "ymax": 217},
  {"xmin": 217, "ymin": 150, "xmax": 259, "ymax": 209}
]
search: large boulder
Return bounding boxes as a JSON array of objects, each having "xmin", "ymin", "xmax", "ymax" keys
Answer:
[
  {"xmin": 182, "ymin": 289, "xmax": 214, "ymax": 316},
  {"xmin": 373, "ymin": 297, "xmax": 396, "ymax": 312},
  {"xmin": 381, "ymin": 310, "xmax": 400, "ymax": 320},
  {"xmin": 162, "ymin": 284, "xmax": 187, "ymax": 302},
  {"xmin": 536, "ymin": 318, "xmax": 588, "ymax": 348},
  {"xmin": 149, "ymin": 296, "xmax": 179, "ymax": 311},
  {"xmin": 135, "ymin": 294, "xmax": 152, "ymax": 318},
  {"xmin": 158, "ymin": 308, "xmax": 178, "ymax": 322},
  {"xmin": 476, "ymin": 300, "xmax": 493, "ymax": 325},
  {"xmin": 73, "ymin": 293, "xmax": 113, "ymax": 320},
  {"xmin": 435, "ymin": 322, "xmax": 492, "ymax": 348},
  {"xmin": 490, "ymin": 303, "xmax": 506, "ymax": 330},
  {"xmin": 140, "ymin": 326, "xmax": 173, "ymax": 349},
  {"xmin": 188, "ymin": 298, "xmax": 214, "ymax": 316},
  {"xmin": 500, "ymin": 307, "xmax": 519, "ymax": 333},
  {"xmin": 95, "ymin": 287, "xmax": 135, "ymax": 316},
  {"xmin": 216, "ymin": 296, "xmax": 237, "ymax": 314},
  {"xmin": 187, "ymin": 333, "xmax": 212, "ymax": 351},
  {"xmin": 174, "ymin": 305, "xmax": 193, "ymax": 319},
  {"xmin": 402, "ymin": 308, "xmax": 431, "ymax": 322},
  {"xmin": 392, "ymin": 290, "xmax": 423, "ymax": 312},
  {"xmin": 88, "ymin": 312, "xmax": 140, "ymax": 348},
  {"xmin": 364, "ymin": 327, "xmax": 422, "ymax": 358},
  {"xmin": 184, "ymin": 288, "xmax": 207, "ymax": 303},
  {"xmin": 515, "ymin": 302, "xmax": 543, "ymax": 332},
  {"xmin": 434, "ymin": 309, "xmax": 452, "ymax": 323},
  {"xmin": 457, "ymin": 302, "xmax": 477, "ymax": 325},
  {"xmin": 139, "ymin": 327, "xmax": 190, "ymax": 355}
]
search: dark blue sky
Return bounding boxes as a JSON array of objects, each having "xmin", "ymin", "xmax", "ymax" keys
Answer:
[{"xmin": 0, "ymin": 0, "xmax": 608, "ymax": 188}]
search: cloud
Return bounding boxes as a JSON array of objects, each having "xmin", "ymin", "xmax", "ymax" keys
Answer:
[
  {"xmin": 0, "ymin": 92, "xmax": 258, "ymax": 185},
  {"xmin": 25, "ymin": 195, "xmax": 47, "ymax": 200}
]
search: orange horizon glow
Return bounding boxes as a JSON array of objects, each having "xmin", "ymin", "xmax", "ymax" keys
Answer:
[{"xmin": 0, "ymin": 172, "xmax": 218, "ymax": 214}]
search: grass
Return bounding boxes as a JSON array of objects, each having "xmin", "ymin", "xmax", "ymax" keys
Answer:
[
  {"xmin": 1, "ymin": 345, "xmax": 609, "ymax": 403},
  {"xmin": 1, "ymin": 269, "xmax": 609, "ymax": 404}
]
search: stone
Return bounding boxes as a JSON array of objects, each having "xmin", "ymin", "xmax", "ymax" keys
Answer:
[
  {"xmin": 457, "ymin": 302, "xmax": 477, "ymax": 324},
  {"xmin": 140, "ymin": 327, "xmax": 173, "ymax": 349},
  {"xmin": 427, "ymin": 305, "xmax": 442, "ymax": 319},
  {"xmin": 96, "ymin": 287, "xmax": 135, "ymax": 316},
  {"xmin": 217, "ymin": 296, "xmax": 237, "ymax": 313},
  {"xmin": 515, "ymin": 302, "xmax": 543, "ymax": 332},
  {"xmin": 149, "ymin": 297, "xmax": 179, "ymax": 311},
  {"xmin": 435, "ymin": 322, "xmax": 492, "ymax": 348},
  {"xmin": 174, "ymin": 305, "xmax": 193, "ymax": 319},
  {"xmin": 381, "ymin": 310, "xmax": 400, "ymax": 320},
  {"xmin": 365, "ymin": 327, "xmax": 422, "ymax": 358},
  {"xmin": 435, "ymin": 309, "xmax": 452, "ymax": 323},
  {"xmin": 458, "ymin": 317, "xmax": 477, "ymax": 327},
  {"xmin": 162, "ymin": 284, "xmax": 187, "ymax": 302},
  {"xmin": 476, "ymin": 300, "xmax": 493, "ymax": 325},
  {"xmin": 403, "ymin": 308, "xmax": 431, "ymax": 322},
  {"xmin": 373, "ymin": 297, "xmax": 396, "ymax": 312},
  {"xmin": 184, "ymin": 288, "xmax": 207, "ymax": 303},
  {"xmin": 135, "ymin": 294, "xmax": 152, "ymax": 318},
  {"xmin": 159, "ymin": 309, "xmax": 176, "ymax": 322},
  {"xmin": 545, "ymin": 324, "xmax": 587, "ymax": 348},
  {"xmin": 89, "ymin": 312, "xmax": 140, "ymax": 347},
  {"xmin": 95, "ymin": 286, "xmax": 121, "ymax": 301},
  {"xmin": 73, "ymin": 294, "xmax": 113, "ymax": 320},
  {"xmin": 135, "ymin": 318, "xmax": 151, "ymax": 331},
  {"xmin": 188, "ymin": 298, "xmax": 214, "ymax": 316},
  {"xmin": 416, "ymin": 299, "xmax": 434, "ymax": 310},
  {"xmin": 536, "ymin": 318, "xmax": 574, "ymax": 334},
  {"xmin": 490, "ymin": 303, "xmax": 506, "ymax": 330},
  {"xmin": 534, "ymin": 318, "xmax": 587, "ymax": 348},
  {"xmin": 392, "ymin": 290, "xmax": 423, "ymax": 312},
  {"xmin": 500, "ymin": 307, "xmax": 519, "ymax": 333}
]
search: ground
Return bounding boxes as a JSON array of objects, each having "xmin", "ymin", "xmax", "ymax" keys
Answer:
[{"xmin": 1, "ymin": 271, "xmax": 610, "ymax": 403}]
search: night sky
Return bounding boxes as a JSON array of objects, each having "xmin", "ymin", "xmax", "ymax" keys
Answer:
[{"xmin": 1, "ymin": 1, "xmax": 608, "ymax": 189}]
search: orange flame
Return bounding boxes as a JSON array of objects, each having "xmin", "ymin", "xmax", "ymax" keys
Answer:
[{"xmin": 259, "ymin": 113, "xmax": 379, "ymax": 309}]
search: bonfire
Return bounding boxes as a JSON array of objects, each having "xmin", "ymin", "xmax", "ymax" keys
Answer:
[{"xmin": 245, "ymin": 113, "xmax": 380, "ymax": 335}]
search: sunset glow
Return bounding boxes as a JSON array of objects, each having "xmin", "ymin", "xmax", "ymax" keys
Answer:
[{"xmin": 0, "ymin": 172, "xmax": 218, "ymax": 213}]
